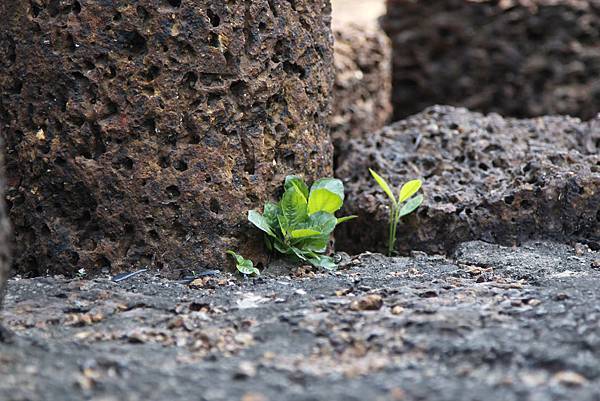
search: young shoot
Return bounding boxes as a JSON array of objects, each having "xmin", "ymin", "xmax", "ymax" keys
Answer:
[
  {"xmin": 248, "ymin": 175, "xmax": 356, "ymax": 270},
  {"xmin": 226, "ymin": 250, "xmax": 260, "ymax": 277},
  {"xmin": 369, "ymin": 169, "xmax": 424, "ymax": 256}
]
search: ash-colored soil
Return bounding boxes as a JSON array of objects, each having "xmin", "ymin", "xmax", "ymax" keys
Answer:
[{"xmin": 2, "ymin": 241, "xmax": 600, "ymax": 401}]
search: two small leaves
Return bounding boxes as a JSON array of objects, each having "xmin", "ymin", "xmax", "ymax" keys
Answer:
[
  {"xmin": 226, "ymin": 250, "xmax": 260, "ymax": 277},
  {"xmin": 369, "ymin": 168, "xmax": 424, "ymax": 256},
  {"xmin": 369, "ymin": 169, "xmax": 423, "ymax": 214}
]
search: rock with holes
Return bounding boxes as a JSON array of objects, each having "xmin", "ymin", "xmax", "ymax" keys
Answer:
[
  {"xmin": 336, "ymin": 106, "xmax": 600, "ymax": 255},
  {"xmin": 0, "ymin": 0, "xmax": 333, "ymax": 276},
  {"xmin": 331, "ymin": 24, "xmax": 391, "ymax": 151},
  {"xmin": 383, "ymin": 0, "xmax": 600, "ymax": 120},
  {"xmin": 0, "ymin": 140, "xmax": 10, "ymax": 311}
]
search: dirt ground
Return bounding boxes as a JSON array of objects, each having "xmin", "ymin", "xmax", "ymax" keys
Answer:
[{"xmin": 2, "ymin": 241, "xmax": 600, "ymax": 401}]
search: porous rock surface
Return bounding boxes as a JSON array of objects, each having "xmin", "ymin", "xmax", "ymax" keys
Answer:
[
  {"xmin": 331, "ymin": 24, "xmax": 391, "ymax": 150},
  {"xmin": 2, "ymin": 241, "xmax": 600, "ymax": 400},
  {"xmin": 336, "ymin": 106, "xmax": 600, "ymax": 255},
  {"xmin": 383, "ymin": 0, "xmax": 600, "ymax": 119},
  {"xmin": 0, "ymin": 0, "xmax": 333, "ymax": 276},
  {"xmin": 0, "ymin": 141, "xmax": 10, "ymax": 312}
]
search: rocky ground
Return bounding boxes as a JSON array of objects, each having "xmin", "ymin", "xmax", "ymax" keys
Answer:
[{"xmin": 2, "ymin": 240, "xmax": 600, "ymax": 401}]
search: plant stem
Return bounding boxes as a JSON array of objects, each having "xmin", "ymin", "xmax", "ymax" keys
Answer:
[
  {"xmin": 395, "ymin": 207, "xmax": 401, "ymax": 247},
  {"xmin": 388, "ymin": 204, "xmax": 402, "ymax": 257},
  {"xmin": 388, "ymin": 206, "xmax": 394, "ymax": 256}
]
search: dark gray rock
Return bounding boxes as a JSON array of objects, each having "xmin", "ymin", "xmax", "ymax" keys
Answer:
[
  {"xmin": 383, "ymin": 0, "xmax": 600, "ymax": 119},
  {"xmin": 331, "ymin": 24, "xmax": 392, "ymax": 152},
  {"xmin": 336, "ymin": 105, "xmax": 600, "ymax": 255},
  {"xmin": 0, "ymin": 0, "xmax": 334, "ymax": 276}
]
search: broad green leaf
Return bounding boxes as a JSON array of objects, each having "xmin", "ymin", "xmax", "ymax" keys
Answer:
[
  {"xmin": 290, "ymin": 247, "xmax": 309, "ymax": 261},
  {"xmin": 263, "ymin": 202, "xmax": 280, "ymax": 231},
  {"xmin": 399, "ymin": 194, "xmax": 424, "ymax": 218},
  {"xmin": 277, "ymin": 214, "xmax": 289, "ymax": 236},
  {"xmin": 307, "ymin": 188, "xmax": 343, "ymax": 215},
  {"xmin": 280, "ymin": 186, "xmax": 308, "ymax": 230},
  {"xmin": 284, "ymin": 176, "xmax": 309, "ymax": 202},
  {"xmin": 399, "ymin": 179, "xmax": 422, "ymax": 203},
  {"xmin": 336, "ymin": 215, "xmax": 357, "ymax": 224},
  {"xmin": 238, "ymin": 261, "xmax": 260, "ymax": 276},
  {"xmin": 274, "ymin": 238, "xmax": 293, "ymax": 255},
  {"xmin": 226, "ymin": 251, "xmax": 259, "ymax": 276},
  {"xmin": 310, "ymin": 178, "xmax": 345, "ymax": 202},
  {"xmin": 294, "ymin": 235, "xmax": 329, "ymax": 253},
  {"xmin": 290, "ymin": 229, "xmax": 322, "ymax": 239},
  {"xmin": 289, "ymin": 213, "xmax": 335, "ymax": 252},
  {"xmin": 306, "ymin": 211, "xmax": 337, "ymax": 235},
  {"xmin": 307, "ymin": 254, "xmax": 337, "ymax": 270},
  {"xmin": 248, "ymin": 210, "xmax": 276, "ymax": 237},
  {"xmin": 369, "ymin": 169, "xmax": 396, "ymax": 205},
  {"xmin": 226, "ymin": 250, "xmax": 244, "ymax": 265}
]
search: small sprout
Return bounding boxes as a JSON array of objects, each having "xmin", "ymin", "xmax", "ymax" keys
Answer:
[
  {"xmin": 226, "ymin": 250, "xmax": 260, "ymax": 277},
  {"xmin": 369, "ymin": 169, "xmax": 424, "ymax": 256},
  {"xmin": 248, "ymin": 175, "xmax": 356, "ymax": 271}
]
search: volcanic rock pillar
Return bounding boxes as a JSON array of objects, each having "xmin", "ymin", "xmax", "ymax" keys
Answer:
[
  {"xmin": 0, "ymin": 0, "xmax": 334, "ymax": 275},
  {"xmin": 0, "ymin": 142, "xmax": 10, "ymax": 314}
]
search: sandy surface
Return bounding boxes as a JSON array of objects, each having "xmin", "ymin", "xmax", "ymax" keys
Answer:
[{"xmin": 332, "ymin": 0, "xmax": 386, "ymax": 28}]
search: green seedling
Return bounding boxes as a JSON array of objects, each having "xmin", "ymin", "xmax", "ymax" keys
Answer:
[
  {"xmin": 226, "ymin": 250, "xmax": 260, "ymax": 277},
  {"xmin": 248, "ymin": 175, "xmax": 356, "ymax": 270},
  {"xmin": 369, "ymin": 169, "xmax": 423, "ymax": 257}
]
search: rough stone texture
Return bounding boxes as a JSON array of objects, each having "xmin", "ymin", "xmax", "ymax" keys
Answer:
[
  {"xmin": 383, "ymin": 0, "xmax": 600, "ymax": 120},
  {"xmin": 331, "ymin": 24, "xmax": 392, "ymax": 151},
  {"xmin": 336, "ymin": 106, "xmax": 600, "ymax": 255},
  {"xmin": 2, "ymin": 241, "xmax": 600, "ymax": 400},
  {"xmin": 0, "ymin": 0, "xmax": 333, "ymax": 276},
  {"xmin": 0, "ymin": 140, "xmax": 10, "ymax": 313}
]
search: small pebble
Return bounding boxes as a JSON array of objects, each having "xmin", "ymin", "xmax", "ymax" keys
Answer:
[
  {"xmin": 552, "ymin": 371, "xmax": 588, "ymax": 387},
  {"xmin": 391, "ymin": 305, "xmax": 404, "ymax": 315},
  {"xmin": 234, "ymin": 361, "xmax": 257, "ymax": 379},
  {"xmin": 241, "ymin": 393, "xmax": 268, "ymax": 401},
  {"xmin": 350, "ymin": 294, "xmax": 383, "ymax": 311}
]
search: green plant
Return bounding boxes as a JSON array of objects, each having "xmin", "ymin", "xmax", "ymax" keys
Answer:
[
  {"xmin": 248, "ymin": 176, "xmax": 356, "ymax": 270},
  {"xmin": 226, "ymin": 250, "xmax": 260, "ymax": 277},
  {"xmin": 369, "ymin": 169, "xmax": 424, "ymax": 257}
]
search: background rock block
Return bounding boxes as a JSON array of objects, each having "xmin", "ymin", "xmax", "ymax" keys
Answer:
[
  {"xmin": 336, "ymin": 106, "xmax": 600, "ymax": 255},
  {"xmin": 0, "ymin": 0, "xmax": 333, "ymax": 276},
  {"xmin": 383, "ymin": 0, "xmax": 600, "ymax": 120},
  {"xmin": 331, "ymin": 24, "xmax": 392, "ymax": 152}
]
